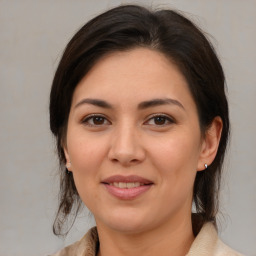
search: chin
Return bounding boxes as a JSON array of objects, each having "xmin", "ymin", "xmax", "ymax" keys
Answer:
[{"xmin": 95, "ymin": 208, "xmax": 153, "ymax": 234}]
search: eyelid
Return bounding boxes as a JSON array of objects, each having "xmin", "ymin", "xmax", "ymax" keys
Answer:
[
  {"xmin": 80, "ymin": 113, "xmax": 175, "ymax": 127},
  {"xmin": 81, "ymin": 114, "xmax": 111, "ymax": 126},
  {"xmin": 144, "ymin": 113, "xmax": 175, "ymax": 125}
]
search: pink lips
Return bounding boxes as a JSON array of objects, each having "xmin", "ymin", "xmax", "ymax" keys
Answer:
[{"xmin": 101, "ymin": 175, "xmax": 153, "ymax": 200}]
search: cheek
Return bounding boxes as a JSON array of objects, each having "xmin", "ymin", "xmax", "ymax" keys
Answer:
[
  {"xmin": 67, "ymin": 135, "xmax": 108, "ymax": 207},
  {"xmin": 66, "ymin": 132, "xmax": 109, "ymax": 188},
  {"xmin": 148, "ymin": 131, "xmax": 201, "ymax": 194},
  {"xmin": 151, "ymin": 133, "xmax": 201, "ymax": 170}
]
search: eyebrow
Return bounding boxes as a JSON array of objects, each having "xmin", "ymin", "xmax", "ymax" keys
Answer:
[
  {"xmin": 74, "ymin": 98, "xmax": 184, "ymax": 110},
  {"xmin": 138, "ymin": 98, "xmax": 185, "ymax": 110},
  {"xmin": 75, "ymin": 98, "xmax": 113, "ymax": 109}
]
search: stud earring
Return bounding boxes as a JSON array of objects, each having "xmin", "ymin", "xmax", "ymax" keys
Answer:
[
  {"xmin": 204, "ymin": 163, "xmax": 208, "ymax": 169},
  {"xmin": 66, "ymin": 162, "xmax": 71, "ymax": 169},
  {"xmin": 66, "ymin": 162, "xmax": 72, "ymax": 175}
]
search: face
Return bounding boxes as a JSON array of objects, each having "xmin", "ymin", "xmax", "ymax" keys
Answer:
[{"xmin": 64, "ymin": 48, "xmax": 209, "ymax": 234}]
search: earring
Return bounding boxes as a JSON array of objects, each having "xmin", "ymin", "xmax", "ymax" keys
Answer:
[
  {"xmin": 66, "ymin": 162, "xmax": 72, "ymax": 175},
  {"xmin": 66, "ymin": 162, "xmax": 71, "ymax": 169},
  {"xmin": 204, "ymin": 163, "xmax": 208, "ymax": 169}
]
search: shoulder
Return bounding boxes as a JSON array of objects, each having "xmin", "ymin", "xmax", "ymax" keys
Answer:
[
  {"xmin": 50, "ymin": 227, "xmax": 98, "ymax": 256},
  {"xmin": 187, "ymin": 223, "xmax": 244, "ymax": 256},
  {"xmin": 50, "ymin": 223, "xmax": 244, "ymax": 256},
  {"xmin": 214, "ymin": 239, "xmax": 244, "ymax": 256}
]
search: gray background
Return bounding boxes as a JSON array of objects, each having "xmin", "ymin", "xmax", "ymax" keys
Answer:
[{"xmin": 0, "ymin": 0, "xmax": 255, "ymax": 255}]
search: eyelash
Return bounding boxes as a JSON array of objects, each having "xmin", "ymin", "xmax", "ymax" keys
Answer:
[
  {"xmin": 82, "ymin": 114, "xmax": 111, "ymax": 126},
  {"xmin": 81, "ymin": 113, "xmax": 175, "ymax": 127},
  {"xmin": 144, "ymin": 113, "xmax": 175, "ymax": 126}
]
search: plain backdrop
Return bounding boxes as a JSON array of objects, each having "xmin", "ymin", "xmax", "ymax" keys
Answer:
[{"xmin": 0, "ymin": 0, "xmax": 255, "ymax": 255}]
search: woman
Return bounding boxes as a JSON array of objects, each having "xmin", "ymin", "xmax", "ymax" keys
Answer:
[{"xmin": 49, "ymin": 5, "xmax": 243, "ymax": 256}]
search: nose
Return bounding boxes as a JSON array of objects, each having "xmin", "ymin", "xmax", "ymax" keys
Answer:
[{"xmin": 108, "ymin": 123, "xmax": 146, "ymax": 166}]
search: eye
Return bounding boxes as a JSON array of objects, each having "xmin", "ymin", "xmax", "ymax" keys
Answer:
[
  {"xmin": 145, "ymin": 114, "xmax": 174, "ymax": 126},
  {"xmin": 82, "ymin": 114, "xmax": 111, "ymax": 126}
]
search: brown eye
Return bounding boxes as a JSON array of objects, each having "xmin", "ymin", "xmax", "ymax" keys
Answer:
[
  {"xmin": 145, "ymin": 114, "xmax": 174, "ymax": 126},
  {"xmin": 154, "ymin": 116, "xmax": 167, "ymax": 125},
  {"xmin": 82, "ymin": 115, "xmax": 110, "ymax": 126},
  {"xmin": 92, "ymin": 116, "xmax": 105, "ymax": 125}
]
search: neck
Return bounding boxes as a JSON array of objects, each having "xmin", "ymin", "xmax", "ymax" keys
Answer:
[{"xmin": 97, "ymin": 216, "xmax": 194, "ymax": 256}]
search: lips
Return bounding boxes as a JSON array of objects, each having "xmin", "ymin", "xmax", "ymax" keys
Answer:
[
  {"xmin": 110, "ymin": 182, "xmax": 141, "ymax": 189},
  {"xmin": 101, "ymin": 175, "xmax": 153, "ymax": 200},
  {"xmin": 102, "ymin": 175, "xmax": 153, "ymax": 184}
]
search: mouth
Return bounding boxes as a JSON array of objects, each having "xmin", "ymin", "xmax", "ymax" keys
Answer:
[
  {"xmin": 108, "ymin": 182, "xmax": 146, "ymax": 189},
  {"xmin": 101, "ymin": 175, "xmax": 153, "ymax": 200}
]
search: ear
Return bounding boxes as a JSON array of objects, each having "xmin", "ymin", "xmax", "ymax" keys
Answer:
[
  {"xmin": 63, "ymin": 145, "xmax": 72, "ymax": 171},
  {"xmin": 197, "ymin": 116, "xmax": 223, "ymax": 171}
]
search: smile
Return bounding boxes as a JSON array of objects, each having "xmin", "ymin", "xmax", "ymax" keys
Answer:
[
  {"xmin": 101, "ymin": 175, "xmax": 153, "ymax": 200},
  {"xmin": 110, "ymin": 182, "xmax": 143, "ymax": 188}
]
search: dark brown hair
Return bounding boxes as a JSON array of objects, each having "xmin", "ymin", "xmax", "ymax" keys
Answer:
[{"xmin": 50, "ymin": 4, "xmax": 229, "ymax": 236}]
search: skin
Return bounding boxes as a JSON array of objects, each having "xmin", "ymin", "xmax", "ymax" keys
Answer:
[{"xmin": 64, "ymin": 48, "xmax": 222, "ymax": 256}]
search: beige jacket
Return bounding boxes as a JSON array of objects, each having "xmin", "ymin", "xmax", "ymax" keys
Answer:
[{"xmin": 52, "ymin": 223, "xmax": 244, "ymax": 256}]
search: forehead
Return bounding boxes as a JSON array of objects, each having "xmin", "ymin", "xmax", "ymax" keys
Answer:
[{"xmin": 72, "ymin": 48, "xmax": 194, "ymax": 109}]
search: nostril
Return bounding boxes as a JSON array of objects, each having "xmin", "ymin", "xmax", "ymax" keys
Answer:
[{"xmin": 110, "ymin": 157, "xmax": 141, "ymax": 166}]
